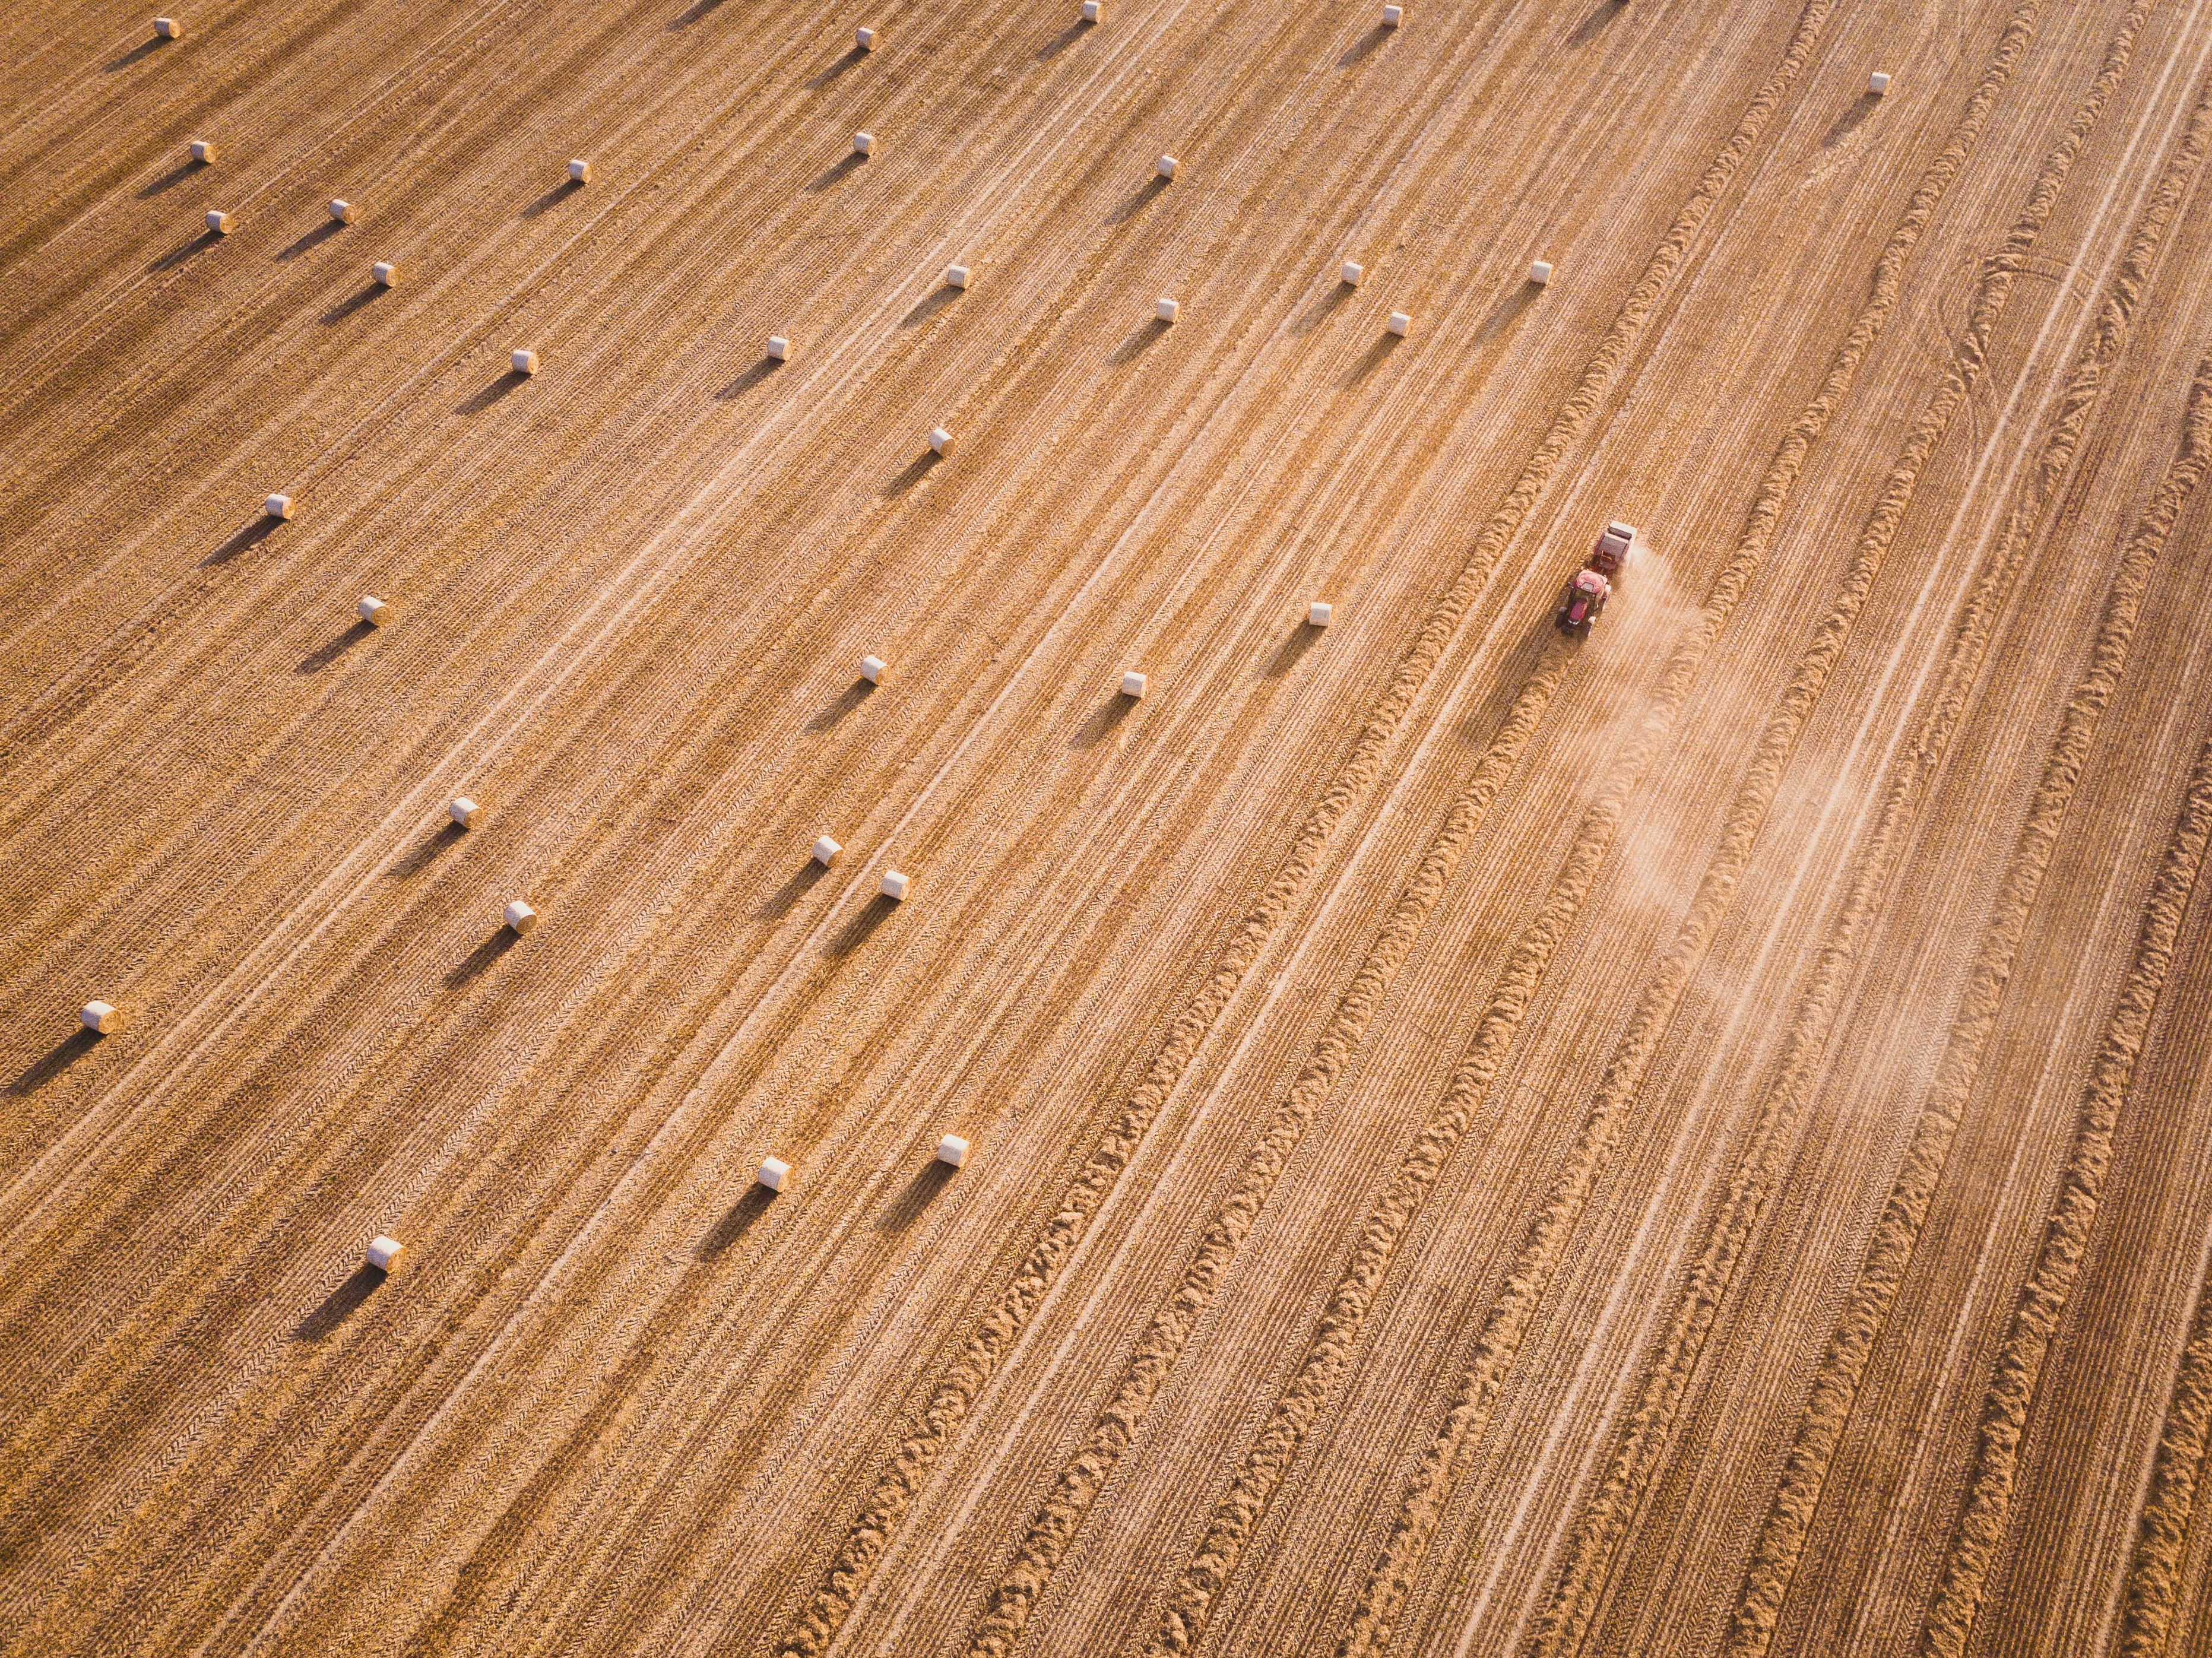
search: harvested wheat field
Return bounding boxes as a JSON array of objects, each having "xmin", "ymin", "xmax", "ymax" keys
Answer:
[{"xmin": 9, "ymin": 0, "xmax": 2212, "ymax": 1653}]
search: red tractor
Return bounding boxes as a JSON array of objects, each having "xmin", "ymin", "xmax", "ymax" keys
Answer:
[{"xmin": 1557, "ymin": 520, "xmax": 1636, "ymax": 634}]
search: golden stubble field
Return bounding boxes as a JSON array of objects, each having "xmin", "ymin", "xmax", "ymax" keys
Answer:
[{"xmin": 5, "ymin": 0, "xmax": 2212, "ymax": 1653}]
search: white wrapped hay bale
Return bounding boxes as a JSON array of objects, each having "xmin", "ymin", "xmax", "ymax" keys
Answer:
[
  {"xmin": 511, "ymin": 348, "xmax": 539, "ymax": 376},
  {"xmin": 1386, "ymin": 311, "xmax": 1411, "ymax": 337},
  {"xmin": 154, "ymin": 16, "xmax": 182, "ymax": 38},
  {"xmin": 946, "ymin": 264, "xmax": 971, "ymax": 289},
  {"xmin": 449, "ymin": 797, "xmax": 481, "ymax": 829},
  {"xmin": 366, "ymin": 1235, "xmax": 404, "ymax": 1271},
  {"xmin": 1340, "ymin": 260, "xmax": 1364, "ymax": 287},
  {"xmin": 357, "ymin": 595, "xmax": 393, "ymax": 626},
  {"xmin": 1155, "ymin": 297, "xmax": 1179, "ymax": 324},
  {"xmin": 207, "ymin": 209, "xmax": 234, "ymax": 234},
  {"xmin": 853, "ymin": 131, "xmax": 875, "ymax": 156},
  {"xmin": 188, "ymin": 139, "xmax": 216, "ymax": 164},
  {"xmin": 812, "ymin": 835, "xmax": 842, "ymax": 867},
  {"xmin": 757, "ymin": 1156, "xmax": 790, "ymax": 1191},
  {"xmin": 1528, "ymin": 259, "xmax": 1552, "ymax": 286},
  {"xmin": 928, "ymin": 426, "xmax": 953, "ymax": 455},
  {"xmin": 327, "ymin": 198, "xmax": 356, "ymax": 223},
  {"xmin": 855, "ymin": 25, "xmax": 877, "ymax": 49},
  {"xmin": 80, "ymin": 1001, "xmax": 122, "ymax": 1035},
  {"xmin": 936, "ymin": 1134, "xmax": 968, "ymax": 1167},
  {"xmin": 1308, "ymin": 601, "xmax": 1332, "ymax": 627},
  {"xmin": 503, "ymin": 900, "xmax": 538, "ymax": 935},
  {"xmin": 858, "ymin": 654, "xmax": 888, "ymax": 684},
  {"xmin": 768, "ymin": 335, "xmax": 791, "ymax": 361},
  {"xmin": 569, "ymin": 157, "xmax": 592, "ymax": 183},
  {"xmin": 1155, "ymin": 153, "xmax": 1178, "ymax": 180},
  {"xmin": 881, "ymin": 869, "xmax": 909, "ymax": 901},
  {"xmin": 1120, "ymin": 670, "xmax": 1148, "ymax": 699},
  {"xmin": 264, "ymin": 493, "xmax": 293, "ymax": 519},
  {"xmin": 1868, "ymin": 70, "xmax": 1891, "ymax": 95},
  {"xmin": 373, "ymin": 260, "xmax": 400, "ymax": 287}
]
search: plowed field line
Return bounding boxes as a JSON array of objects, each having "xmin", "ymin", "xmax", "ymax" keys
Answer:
[
  {"xmin": 960, "ymin": 642, "xmax": 1573, "ymax": 1658},
  {"xmin": 1519, "ymin": 36, "xmax": 2212, "ymax": 1658},
  {"xmin": 215, "ymin": 5, "xmax": 1582, "ymax": 1628},
  {"xmin": 1725, "ymin": 352, "xmax": 2212, "ymax": 1658},
  {"xmin": 0, "ymin": 0, "xmax": 983, "ymax": 761},
  {"xmin": 0, "ymin": 0, "xmax": 1601, "ymax": 1609},
  {"xmin": 1129, "ymin": 4, "xmax": 2068, "ymax": 1651},
  {"xmin": 1917, "ymin": 712, "xmax": 2212, "ymax": 1657},
  {"xmin": 0, "ymin": 0, "xmax": 519, "ymax": 344},
  {"xmin": 2114, "ymin": 1193, "xmax": 2212, "ymax": 1658},
  {"xmin": 0, "ymin": 0, "xmax": 1270, "ymax": 1247},
  {"xmin": 772, "ymin": 9, "xmax": 1843, "ymax": 1651}
]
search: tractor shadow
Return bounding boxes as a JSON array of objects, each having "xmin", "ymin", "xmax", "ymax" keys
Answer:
[
  {"xmin": 277, "ymin": 219, "xmax": 344, "ymax": 262},
  {"xmin": 294, "ymin": 1264, "xmax": 385, "ymax": 1342},
  {"xmin": 445, "ymin": 928, "xmax": 518, "ymax": 990},
  {"xmin": 875, "ymin": 1157, "xmax": 955, "ymax": 1234},
  {"xmin": 202, "ymin": 515, "xmax": 280, "ymax": 566},
  {"xmin": 1462, "ymin": 619, "xmax": 1563, "ymax": 747},
  {"xmin": 297, "ymin": 620, "xmax": 374, "ymax": 674},
  {"xmin": 808, "ymin": 678, "xmax": 874, "ymax": 731},
  {"xmin": 7, "ymin": 1029, "xmax": 100, "ymax": 1096}
]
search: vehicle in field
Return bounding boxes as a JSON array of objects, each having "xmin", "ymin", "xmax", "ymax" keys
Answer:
[{"xmin": 1557, "ymin": 519, "xmax": 1636, "ymax": 633}]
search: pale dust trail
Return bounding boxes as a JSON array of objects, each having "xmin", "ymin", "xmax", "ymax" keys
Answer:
[{"xmin": 779, "ymin": 10, "xmax": 1846, "ymax": 1655}]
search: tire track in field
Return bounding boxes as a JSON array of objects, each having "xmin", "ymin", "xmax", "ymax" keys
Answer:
[
  {"xmin": 1916, "ymin": 713, "xmax": 2212, "ymax": 1658},
  {"xmin": 190, "ymin": 0, "xmax": 1566, "ymax": 1627},
  {"xmin": 961, "ymin": 639, "xmax": 1573, "ymax": 1658},
  {"xmin": 1132, "ymin": 2, "xmax": 2061, "ymax": 1649},
  {"xmin": 8, "ymin": 0, "xmax": 1548, "ymax": 1609},
  {"xmin": 0, "ymin": 0, "xmax": 921, "ymax": 770},
  {"xmin": 2115, "ymin": 1199, "xmax": 2212, "ymax": 1658},
  {"xmin": 772, "ymin": 7, "xmax": 1845, "ymax": 1650},
  {"xmin": 0, "ymin": 0, "xmax": 1209, "ymax": 1248},
  {"xmin": 1332, "ymin": 2, "xmax": 2096, "ymax": 1643},
  {"xmin": 0, "ymin": 0, "xmax": 522, "ymax": 369},
  {"xmin": 1522, "ymin": 43, "xmax": 2210, "ymax": 1658},
  {"xmin": 1725, "ymin": 353, "xmax": 2212, "ymax": 1658}
]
